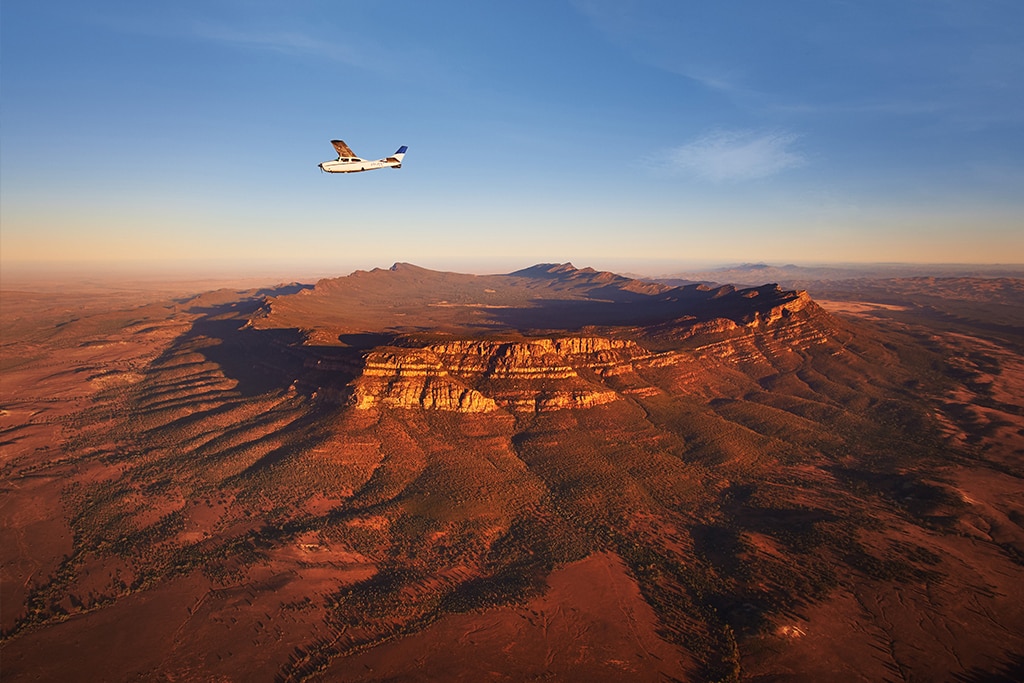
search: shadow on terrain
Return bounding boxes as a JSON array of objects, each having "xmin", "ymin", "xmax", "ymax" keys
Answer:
[
  {"xmin": 953, "ymin": 653, "xmax": 1024, "ymax": 683},
  {"xmin": 168, "ymin": 286, "xmax": 363, "ymax": 400},
  {"xmin": 172, "ymin": 283, "xmax": 314, "ymax": 306},
  {"xmin": 689, "ymin": 484, "xmax": 844, "ymax": 635},
  {"xmin": 185, "ymin": 300, "xmax": 309, "ymax": 397},
  {"xmin": 484, "ymin": 284, "xmax": 797, "ymax": 332},
  {"xmin": 337, "ymin": 332, "xmax": 399, "ymax": 349},
  {"xmin": 829, "ymin": 467, "xmax": 967, "ymax": 524},
  {"xmin": 255, "ymin": 284, "xmax": 314, "ymax": 297}
]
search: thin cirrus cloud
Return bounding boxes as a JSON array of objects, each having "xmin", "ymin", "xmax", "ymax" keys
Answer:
[
  {"xmin": 191, "ymin": 23, "xmax": 372, "ymax": 69},
  {"xmin": 188, "ymin": 22, "xmax": 446, "ymax": 84},
  {"xmin": 665, "ymin": 130, "xmax": 806, "ymax": 182}
]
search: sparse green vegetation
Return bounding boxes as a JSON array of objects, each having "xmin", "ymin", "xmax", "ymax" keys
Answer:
[{"xmin": 3, "ymin": 271, "xmax": 1022, "ymax": 682}]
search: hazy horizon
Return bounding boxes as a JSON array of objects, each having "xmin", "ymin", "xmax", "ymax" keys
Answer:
[{"xmin": 3, "ymin": 256, "xmax": 1023, "ymax": 291}]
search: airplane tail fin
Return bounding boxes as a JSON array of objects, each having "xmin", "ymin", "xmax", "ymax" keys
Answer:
[{"xmin": 386, "ymin": 146, "xmax": 408, "ymax": 168}]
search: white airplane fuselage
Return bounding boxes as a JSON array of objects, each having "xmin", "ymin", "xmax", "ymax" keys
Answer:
[
  {"xmin": 319, "ymin": 143, "xmax": 407, "ymax": 173},
  {"xmin": 319, "ymin": 157, "xmax": 401, "ymax": 173}
]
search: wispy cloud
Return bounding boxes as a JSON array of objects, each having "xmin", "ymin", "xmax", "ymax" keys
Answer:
[
  {"xmin": 661, "ymin": 130, "xmax": 806, "ymax": 182},
  {"xmin": 674, "ymin": 64, "xmax": 749, "ymax": 97},
  {"xmin": 189, "ymin": 22, "xmax": 452, "ymax": 86},
  {"xmin": 192, "ymin": 24, "xmax": 368, "ymax": 66}
]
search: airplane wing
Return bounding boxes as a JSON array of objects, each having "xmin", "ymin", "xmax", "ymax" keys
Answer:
[{"xmin": 331, "ymin": 140, "xmax": 357, "ymax": 158}]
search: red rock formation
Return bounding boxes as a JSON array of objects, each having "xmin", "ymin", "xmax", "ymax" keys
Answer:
[{"xmin": 346, "ymin": 290, "xmax": 834, "ymax": 414}]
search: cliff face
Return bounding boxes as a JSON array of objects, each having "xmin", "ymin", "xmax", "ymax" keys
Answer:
[
  {"xmin": 349, "ymin": 292, "xmax": 837, "ymax": 414},
  {"xmin": 351, "ymin": 338, "xmax": 629, "ymax": 413},
  {"xmin": 352, "ymin": 348, "xmax": 499, "ymax": 412}
]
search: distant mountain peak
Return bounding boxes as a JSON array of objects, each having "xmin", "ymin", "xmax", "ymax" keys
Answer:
[
  {"xmin": 388, "ymin": 262, "xmax": 431, "ymax": 273},
  {"xmin": 509, "ymin": 263, "xmax": 579, "ymax": 278}
]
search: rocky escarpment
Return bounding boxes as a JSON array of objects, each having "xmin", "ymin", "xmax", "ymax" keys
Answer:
[
  {"xmin": 353, "ymin": 347, "xmax": 499, "ymax": 412},
  {"xmin": 349, "ymin": 290, "xmax": 836, "ymax": 413},
  {"xmin": 351, "ymin": 337, "xmax": 638, "ymax": 413},
  {"xmin": 250, "ymin": 264, "xmax": 841, "ymax": 413}
]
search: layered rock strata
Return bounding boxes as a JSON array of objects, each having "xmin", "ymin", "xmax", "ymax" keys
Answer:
[
  {"xmin": 349, "ymin": 294, "xmax": 834, "ymax": 414},
  {"xmin": 351, "ymin": 337, "xmax": 642, "ymax": 413},
  {"xmin": 353, "ymin": 348, "xmax": 499, "ymax": 412}
]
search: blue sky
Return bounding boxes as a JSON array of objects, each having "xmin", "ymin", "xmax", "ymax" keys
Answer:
[{"xmin": 2, "ymin": 1, "xmax": 1022, "ymax": 276}]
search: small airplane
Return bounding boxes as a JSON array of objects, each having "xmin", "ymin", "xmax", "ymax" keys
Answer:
[{"xmin": 318, "ymin": 140, "xmax": 408, "ymax": 173}]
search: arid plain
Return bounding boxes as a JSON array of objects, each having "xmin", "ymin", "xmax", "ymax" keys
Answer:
[{"xmin": 2, "ymin": 263, "xmax": 1022, "ymax": 682}]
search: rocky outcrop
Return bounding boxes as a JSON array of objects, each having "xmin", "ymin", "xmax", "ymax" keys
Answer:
[
  {"xmin": 351, "ymin": 337, "xmax": 638, "ymax": 413},
  {"xmin": 263, "ymin": 265, "xmax": 845, "ymax": 414},
  {"xmin": 430, "ymin": 337, "xmax": 651, "ymax": 376},
  {"xmin": 742, "ymin": 289, "xmax": 816, "ymax": 326},
  {"xmin": 352, "ymin": 348, "xmax": 498, "ymax": 412},
  {"xmin": 347, "ymin": 295, "xmax": 839, "ymax": 414}
]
